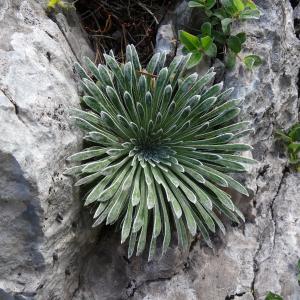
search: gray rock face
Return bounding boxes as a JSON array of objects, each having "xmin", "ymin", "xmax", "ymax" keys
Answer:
[
  {"xmin": 1, "ymin": 0, "xmax": 300, "ymax": 299},
  {"xmin": 0, "ymin": 0, "xmax": 95, "ymax": 299}
]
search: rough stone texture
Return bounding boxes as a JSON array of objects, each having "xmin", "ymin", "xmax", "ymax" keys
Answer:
[
  {"xmin": 0, "ymin": 0, "xmax": 95, "ymax": 299},
  {"xmin": 1, "ymin": 0, "xmax": 300, "ymax": 299}
]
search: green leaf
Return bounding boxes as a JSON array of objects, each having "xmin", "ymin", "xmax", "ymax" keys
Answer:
[
  {"xmin": 213, "ymin": 7, "xmax": 228, "ymax": 19},
  {"xmin": 239, "ymin": 9, "xmax": 261, "ymax": 20},
  {"xmin": 227, "ymin": 35, "xmax": 243, "ymax": 53},
  {"xmin": 128, "ymin": 231, "xmax": 137, "ymax": 258},
  {"xmin": 192, "ymin": 211, "xmax": 213, "ymax": 247},
  {"xmin": 195, "ymin": 143, "xmax": 252, "ymax": 151},
  {"xmin": 74, "ymin": 171, "xmax": 102, "ymax": 186},
  {"xmin": 74, "ymin": 62, "xmax": 90, "ymax": 80},
  {"xmin": 221, "ymin": 18, "xmax": 232, "ymax": 34},
  {"xmin": 236, "ymin": 32, "xmax": 246, "ymax": 44},
  {"xmin": 275, "ymin": 130, "xmax": 291, "ymax": 143},
  {"xmin": 288, "ymin": 142, "xmax": 300, "ymax": 154},
  {"xmin": 201, "ymin": 36, "xmax": 213, "ymax": 50},
  {"xmin": 206, "ymin": 0, "xmax": 216, "ymax": 9},
  {"xmin": 201, "ymin": 22, "xmax": 212, "ymax": 36},
  {"xmin": 179, "ymin": 30, "xmax": 201, "ymax": 51},
  {"xmin": 136, "ymin": 204, "xmax": 148, "ymax": 256},
  {"xmin": 225, "ymin": 51, "xmax": 237, "ymax": 69},
  {"xmin": 121, "ymin": 200, "xmax": 133, "ymax": 243},
  {"xmin": 244, "ymin": 54, "xmax": 262, "ymax": 69},
  {"xmin": 67, "ymin": 148, "xmax": 107, "ymax": 161},
  {"xmin": 204, "ymin": 43, "xmax": 217, "ymax": 57},
  {"xmin": 213, "ymin": 30, "xmax": 227, "ymax": 44},
  {"xmin": 233, "ymin": 0, "xmax": 244, "ymax": 11},
  {"xmin": 221, "ymin": 0, "xmax": 239, "ymax": 16},
  {"xmin": 265, "ymin": 292, "xmax": 283, "ymax": 300},
  {"xmin": 190, "ymin": 0, "xmax": 216, "ymax": 9},
  {"xmin": 289, "ymin": 124, "xmax": 300, "ymax": 141},
  {"xmin": 188, "ymin": 0, "xmax": 205, "ymax": 8},
  {"xmin": 187, "ymin": 51, "xmax": 203, "ymax": 69},
  {"xmin": 245, "ymin": 0, "xmax": 257, "ymax": 9}
]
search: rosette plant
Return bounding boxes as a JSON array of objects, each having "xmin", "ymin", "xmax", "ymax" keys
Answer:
[{"xmin": 65, "ymin": 45, "xmax": 254, "ymax": 260}]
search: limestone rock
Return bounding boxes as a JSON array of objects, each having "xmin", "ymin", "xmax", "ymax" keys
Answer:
[{"xmin": 0, "ymin": 0, "xmax": 95, "ymax": 299}]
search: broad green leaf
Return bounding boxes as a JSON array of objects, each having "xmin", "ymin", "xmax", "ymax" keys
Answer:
[
  {"xmin": 201, "ymin": 22, "xmax": 212, "ymax": 36},
  {"xmin": 239, "ymin": 8, "xmax": 261, "ymax": 20},
  {"xmin": 213, "ymin": 7, "xmax": 228, "ymax": 19},
  {"xmin": 275, "ymin": 130, "xmax": 292, "ymax": 143},
  {"xmin": 221, "ymin": 18, "xmax": 232, "ymax": 34},
  {"xmin": 245, "ymin": 0, "xmax": 257, "ymax": 9},
  {"xmin": 205, "ymin": 0, "xmax": 216, "ymax": 9},
  {"xmin": 288, "ymin": 142, "xmax": 300, "ymax": 154},
  {"xmin": 244, "ymin": 55, "xmax": 262, "ymax": 69},
  {"xmin": 221, "ymin": 0, "xmax": 239, "ymax": 16},
  {"xmin": 212, "ymin": 29, "xmax": 226, "ymax": 44},
  {"xmin": 289, "ymin": 124, "xmax": 300, "ymax": 141},
  {"xmin": 188, "ymin": 1, "xmax": 205, "ymax": 8},
  {"xmin": 233, "ymin": 0, "xmax": 244, "ymax": 11},
  {"xmin": 265, "ymin": 292, "xmax": 283, "ymax": 300},
  {"xmin": 187, "ymin": 51, "xmax": 203, "ymax": 69},
  {"xmin": 227, "ymin": 35, "xmax": 242, "ymax": 53},
  {"xmin": 204, "ymin": 43, "xmax": 217, "ymax": 57},
  {"xmin": 225, "ymin": 51, "xmax": 237, "ymax": 69},
  {"xmin": 236, "ymin": 32, "xmax": 246, "ymax": 44},
  {"xmin": 179, "ymin": 30, "xmax": 201, "ymax": 51},
  {"xmin": 201, "ymin": 36, "xmax": 213, "ymax": 50}
]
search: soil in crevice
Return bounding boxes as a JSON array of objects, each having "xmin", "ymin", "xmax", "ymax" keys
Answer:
[{"xmin": 75, "ymin": 0, "xmax": 174, "ymax": 65}]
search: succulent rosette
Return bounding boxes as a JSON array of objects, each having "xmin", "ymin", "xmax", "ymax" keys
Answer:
[{"xmin": 65, "ymin": 45, "xmax": 254, "ymax": 260}]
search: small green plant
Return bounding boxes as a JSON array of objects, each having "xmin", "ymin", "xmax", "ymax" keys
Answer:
[
  {"xmin": 275, "ymin": 123, "xmax": 300, "ymax": 171},
  {"xmin": 47, "ymin": 0, "xmax": 66, "ymax": 9},
  {"xmin": 265, "ymin": 292, "xmax": 283, "ymax": 300},
  {"xmin": 179, "ymin": 0, "xmax": 262, "ymax": 69},
  {"xmin": 47, "ymin": 0, "xmax": 75, "ymax": 11},
  {"xmin": 65, "ymin": 45, "xmax": 255, "ymax": 259}
]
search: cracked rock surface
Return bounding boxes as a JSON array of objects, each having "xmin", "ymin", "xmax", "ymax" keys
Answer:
[
  {"xmin": 1, "ymin": 0, "xmax": 300, "ymax": 300},
  {"xmin": 0, "ymin": 0, "xmax": 95, "ymax": 299}
]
